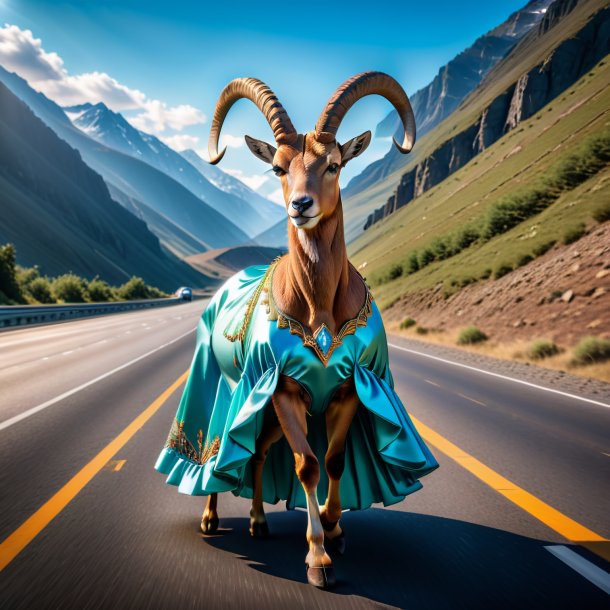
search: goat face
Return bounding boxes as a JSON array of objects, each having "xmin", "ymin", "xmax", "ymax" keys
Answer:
[{"xmin": 245, "ymin": 131, "xmax": 371, "ymax": 230}]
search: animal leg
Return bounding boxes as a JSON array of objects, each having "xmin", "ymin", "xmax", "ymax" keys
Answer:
[
  {"xmin": 321, "ymin": 378, "xmax": 359, "ymax": 553},
  {"xmin": 250, "ymin": 406, "xmax": 283, "ymax": 537},
  {"xmin": 272, "ymin": 376, "xmax": 334, "ymax": 589},
  {"xmin": 201, "ymin": 492, "xmax": 219, "ymax": 534}
]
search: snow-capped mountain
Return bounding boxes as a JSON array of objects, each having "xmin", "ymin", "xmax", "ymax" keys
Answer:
[{"xmin": 64, "ymin": 102, "xmax": 283, "ymax": 237}]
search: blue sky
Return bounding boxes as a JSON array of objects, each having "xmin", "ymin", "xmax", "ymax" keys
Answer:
[{"xmin": 0, "ymin": 0, "xmax": 528, "ymax": 199}]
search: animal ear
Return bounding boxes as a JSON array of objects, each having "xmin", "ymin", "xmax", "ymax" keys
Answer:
[
  {"xmin": 340, "ymin": 130, "xmax": 371, "ymax": 165},
  {"xmin": 245, "ymin": 135, "xmax": 277, "ymax": 164}
]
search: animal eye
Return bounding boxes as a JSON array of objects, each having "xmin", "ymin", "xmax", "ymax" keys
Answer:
[
  {"xmin": 327, "ymin": 163, "xmax": 339, "ymax": 175},
  {"xmin": 272, "ymin": 165, "xmax": 286, "ymax": 177}
]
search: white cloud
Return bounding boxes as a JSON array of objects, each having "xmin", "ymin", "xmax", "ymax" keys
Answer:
[
  {"xmin": 224, "ymin": 168, "xmax": 269, "ymax": 191},
  {"xmin": 267, "ymin": 188, "xmax": 286, "ymax": 205},
  {"xmin": 220, "ymin": 134, "xmax": 244, "ymax": 149},
  {"xmin": 0, "ymin": 24, "xmax": 205, "ymax": 134},
  {"xmin": 130, "ymin": 100, "xmax": 206, "ymax": 133},
  {"xmin": 160, "ymin": 134, "xmax": 200, "ymax": 151},
  {"xmin": 0, "ymin": 25, "xmax": 63, "ymax": 81}
]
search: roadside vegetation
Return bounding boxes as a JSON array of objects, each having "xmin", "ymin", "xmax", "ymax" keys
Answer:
[
  {"xmin": 0, "ymin": 243, "xmax": 167, "ymax": 305},
  {"xmin": 369, "ymin": 130, "xmax": 610, "ymax": 288}
]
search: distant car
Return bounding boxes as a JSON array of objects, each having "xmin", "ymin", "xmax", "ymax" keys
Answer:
[{"xmin": 175, "ymin": 287, "xmax": 193, "ymax": 302}]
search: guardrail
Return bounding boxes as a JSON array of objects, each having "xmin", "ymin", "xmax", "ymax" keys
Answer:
[{"xmin": 0, "ymin": 297, "xmax": 183, "ymax": 330}]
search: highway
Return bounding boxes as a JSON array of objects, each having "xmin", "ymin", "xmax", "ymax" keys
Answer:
[{"xmin": 0, "ymin": 301, "xmax": 609, "ymax": 609}]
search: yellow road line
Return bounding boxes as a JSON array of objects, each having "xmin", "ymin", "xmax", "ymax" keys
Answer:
[
  {"xmin": 411, "ymin": 414, "xmax": 610, "ymax": 562},
  {"xmin": 112, "ymin": 460, "xmax": 126, "ymax": 472},
  {"xmin": 0, "ymin": 369, "xmax": 189, "ymax": 572}
]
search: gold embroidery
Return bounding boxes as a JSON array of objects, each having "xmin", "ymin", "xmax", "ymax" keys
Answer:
[
  {"xmin": 223, "ymin": 258, "xmax": 282, "ymax": 342},
  {"xmin": 166, "ymin": 419, "xmax": 220, "ymax": 465},
  {"xmin": 274, "ymin": 281, "xmax": 374, "ymax": 367}
]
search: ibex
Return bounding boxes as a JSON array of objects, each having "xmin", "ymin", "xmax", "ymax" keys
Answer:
[{"xmin": 156, "ymin": 71, "xmax": 438, "ymax": 589}]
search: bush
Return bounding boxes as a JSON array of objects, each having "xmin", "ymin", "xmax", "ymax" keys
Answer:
[
  {"xmin": 592, "ymin": 201, "xmax": 610, "ymax": 223},
  {"xmin": 27, "ymin": 277, "xmax": 54, "ymax": 303},
  {"xmin": 533, "ymin": 240, "xmax": 556, "ymax": 257},
  {"xmin": 517, "ymin": 254, "xmax": 533, "ymax": 267},
  {"xmin": 415, "ymin": 326, "xmax": 429, "ymax": 335},
  {"xmin": 454, "ymin": 226, "xmax": 480, "ymax": 250},
  {"xmin": 116, "ymin": 276, "xmax": 164, "ymax": 300},
  {"xmin": 52, "ymin": 273, "xmax": 87, "ymax": 303},
  {"xmin": 418, "ymin": 248, "xmax": 435, "ymax": 268},
  {"xmin": 562, "ymin": 223, "xmax": 586, "ymax": 245},
  {"xmin": 406, "ymin": 252, "xmax": 420, "ymax": 274},
  {"xmin": 493, "ymin": 263, "xmax": 513, "ymax": 279},
  {"xmin": 457, "ymin": 326, "xmax": 488, "ymax": 345},
  {"xmin": 527, "ymin": 340, "xmax": 560, "ymax": 360},
  {"xmin": 0, "ymin": 243, "xmax": 23, "ymax": 303},
  {"xmin": 572, "ymin": 337, "xmax": 610, "ymax": 365},
  {"xmin": 480, "ymin": 268, "xmax": 492, "ymax": 279},
  {"xmin": 388, "ymin": 263, "xmax": 403, "ymax": 281},
  {"xmin": 400, "ymin": 317, "xmax": 416, "ymax": 329},
  {"xmin": 88, "ymin": 277, "xmax": 114, "ymax": 302}
]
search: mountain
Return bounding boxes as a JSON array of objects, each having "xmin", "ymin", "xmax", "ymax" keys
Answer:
[
  {"xmin": 360, "ymin": 0, "xmax": 609, "ymax": 232},
  {"xmin": 65, "ymin": 102, "xmax": 283, "ymax": 236},
  {"xmin": 0, "ymin": 66, "xmax": 248, "ymax": 256},
  {"xmin": 180, "ymin": 149, "xmax": 284, "ymax": 228},
  {"xmin": 343, "ymin": 0, "xmax": 608, "ymax": 242},
  {"xmin": 342, "ymin": 0, "xmax": 553, "ymax": 207},
  {"xmin": 252, "ymin": 217, "xmax": 288, "ymax": 249},
  {"xmin": 0, "ymin": 82, "xmax": 207, "ymax": 291}
]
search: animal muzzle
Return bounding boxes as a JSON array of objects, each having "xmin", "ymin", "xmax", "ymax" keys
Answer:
[{"xmin": 291, "ymin": 196, "xmax": 314, "ymax": 216}]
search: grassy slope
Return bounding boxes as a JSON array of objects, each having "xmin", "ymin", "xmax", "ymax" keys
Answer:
[
  {"xmin": 349, "ymin": 54, "xmax": 610, "ymax": 309},
  {"xmin": 343, "ymin": 0, "xmax": 607, "ymax": 242}
]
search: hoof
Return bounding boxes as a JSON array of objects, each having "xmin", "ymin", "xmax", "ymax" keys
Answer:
[
  {"xmin": 325, "ymin": 529, "xmax": 346, "ymax": 555},
  {"xmin": 249, "ymin": 519, "xmax": 269, "ymax": 538},
  {"xmin": 306, "ymin": 564, "xmax": 336, "ymax": 589},
  {"xmin": 201, "ymin": 515, "xmax": 219, "ymax": 534}
]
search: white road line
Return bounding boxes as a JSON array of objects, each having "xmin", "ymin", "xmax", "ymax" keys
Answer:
[
  {"xmin": 389, "ymin": 342, "xmax": 610, "ymax": 409},
  {"xmin": 457, "ymin": 392, "xmax": 487, "ymax": 407},
  {"xmin": 545, "ymin": 545, "xmax": 610, "ymax": 595},
  {"xmin": 0, "ymin": 328, "xmax": 195, "ymax": 432},
  {"xmin": 62, "ymin": 350, "xmax": 75, "ymax": 356},
  {"xmin": 424, "ymin": 379, "xmax": 440, "ymax": 387}
]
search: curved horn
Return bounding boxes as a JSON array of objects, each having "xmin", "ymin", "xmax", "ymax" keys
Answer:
[
  {"xmin": 315, "ymin": 71, "xmax": 416, "ymax": 154},
  {"xmin": 208, "ymin": 77, "xmax": 297, "ymax": 164}
]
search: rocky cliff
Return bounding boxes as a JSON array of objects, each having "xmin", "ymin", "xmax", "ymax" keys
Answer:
[{"xmin": 364, "ymin": 3, "xmax": 610, "ymax": 231}]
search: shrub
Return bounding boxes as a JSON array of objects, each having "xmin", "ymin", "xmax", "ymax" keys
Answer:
[
  {"xmin": 562, "ymin": 223, "xmax": 586, "ymax": 245},
  {"xmin": 517, "ymin": 254, "xmax": 533, "ymax": 267},
  {"xmin": 527, "ymin": 340, "xmax": 560, "ymax": 360},
  {"xmin": 533, "ymin": 240, "xmax": 556, "ymax": 257},
  {"xmin": 400, "ymin": 317, "xmax": 416, "ymax": 329},
  {"xmin": 457, "ymin": 326, "xmax": 488, "ymax": 345},
  {"xmin": 418, "ymin": 248, "xmax": 435, "ymax": 268},
  {"xmin": 493, "ymin": 263, "xmax": 513, "ymax": 279},
  {"xmin": 592, "ymin": 201, "xmax": 610, "ymax": 223},
  {"xmin": 88, "ymin": 277, "xmax": 114, "ymax": 302},
  {"xmin": 430, "ymin": 237, "xmax": 452, "ymax": 261},
  {"xmin": 116, "ymin": 276, "xmax": 164, "ymax": 300},
  {"xmin": 406, "ymin": 252, "xmax": 420, "ymax": 274},
  {"xmin": 52, "ymin": 273, "xmax": 87, "ymax": 303},
  {"xmin": 388, "ymin": 263, "xmax": 403, "ymax": 281},
  {"xmin": 572, "ymin": 337, "xmax": 610, "ymax": 365},
  {"xmin": 454, "ymin": 226, "xmax": 480, "ymax": 250},
  {"xmin": 415, "ymin": 326, "xmax": 429, "ymax": 335},
  {"xmin": 27, "ymin": 277, "xmax": 54, "ymax": 303},
  {"xmin": 480, "ymin": 268, "xmax": 492, "ymax": 280},
  {"xmin": 0, "ymin": 243, "xmax": 23, "ymax": 303}
]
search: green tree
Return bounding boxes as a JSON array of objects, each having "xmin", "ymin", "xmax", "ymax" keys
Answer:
[
  {"xmin": 0, "ymin": 243, "xmax": 23, "ymax": 303},
  {"xmin": 52, "ymin": 273, "xmax": 87, "ymax": 303},
  {"xmin": 28, "ymin": 277, "xmax": 54, "ymax": 303},
  {"xmin": 88, "ymin": 277, "xmax": 114, "ymax": 302}
]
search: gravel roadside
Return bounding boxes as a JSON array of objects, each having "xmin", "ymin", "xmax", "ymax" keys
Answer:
[{"xmin": 388, "ymin": 333, "xmax": 610, "ymax": 404}]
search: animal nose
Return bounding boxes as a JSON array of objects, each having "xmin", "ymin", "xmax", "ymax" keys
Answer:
[{"xmin": 291, "ymin": 196, "xmax": 313, "ymax": 214}]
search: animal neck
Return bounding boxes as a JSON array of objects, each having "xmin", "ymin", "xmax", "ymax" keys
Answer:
[{"xmin": 281, "ymin": 197, "xmax": 351, "ymax": 332}]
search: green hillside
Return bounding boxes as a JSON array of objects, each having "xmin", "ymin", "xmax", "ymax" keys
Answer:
[
  {"xmin": 343, "ymin": 0, "xmax": 609, "ymax": 242},
  {"xmin": 349, "ymin": 54, "xmax": 610, "ymax": 309}
]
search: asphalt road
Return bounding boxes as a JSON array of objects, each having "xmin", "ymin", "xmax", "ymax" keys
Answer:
[{"xmin": 0, "ymin": 302, "xmax": 609, "ymax": 609}]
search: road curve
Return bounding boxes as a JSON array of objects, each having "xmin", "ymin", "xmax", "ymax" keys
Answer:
[{"xmin": 0, "ymin": 303, "xmax": 609, "ymax": 609}]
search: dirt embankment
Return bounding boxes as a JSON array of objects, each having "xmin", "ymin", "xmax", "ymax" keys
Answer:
[{"xmin": 384, "ymin": 223, "xmax": 610, "ymax": 347}]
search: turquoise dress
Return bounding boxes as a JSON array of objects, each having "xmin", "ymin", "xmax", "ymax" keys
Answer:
[{"xmin": 155, "ymin": 261, "xmax": 438, "ymax": 509}]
